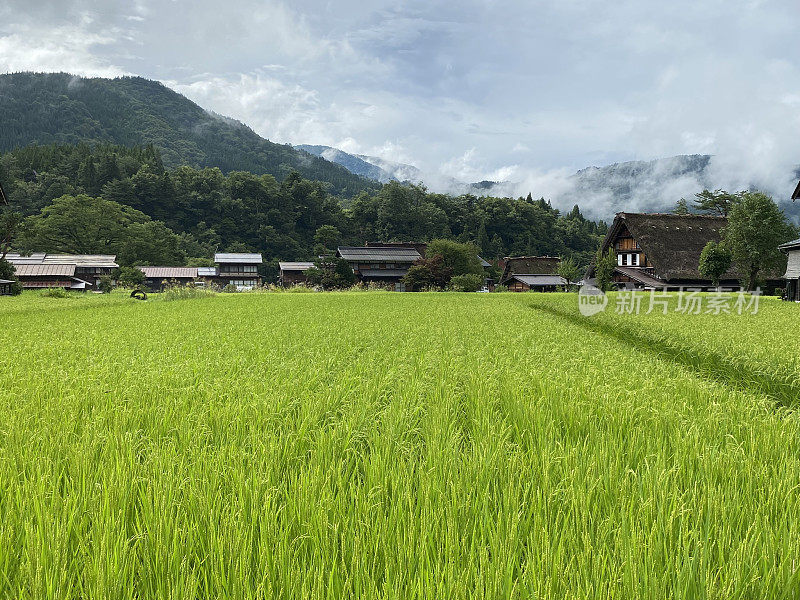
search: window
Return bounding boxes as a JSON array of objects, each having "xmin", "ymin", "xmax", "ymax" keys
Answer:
[
  {"xmin": 618, "ymin": 254, "xmax": 626, "ymax": 266},
  {"xmin": 631, "ymin": 253, "xmax": 639, "ymax": 267}
]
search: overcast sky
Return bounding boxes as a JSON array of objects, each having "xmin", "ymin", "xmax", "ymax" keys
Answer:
[{"xmin": 1, "ymin": 0, "xmax": 799, "ymax": 200}]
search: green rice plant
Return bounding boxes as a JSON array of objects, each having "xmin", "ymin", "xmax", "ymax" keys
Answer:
[
  {"xmin": 1, "ymin": 291, "xmax": 800, "ymax": 598},
  {"xmin": 161, "ymin": 284, "xmax": 217, "ymax": 301}
]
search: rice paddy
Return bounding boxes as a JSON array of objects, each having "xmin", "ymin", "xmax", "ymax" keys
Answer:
[{"xmin": 1, "ymin": 290, "xmax": 800, "ymax": 598}]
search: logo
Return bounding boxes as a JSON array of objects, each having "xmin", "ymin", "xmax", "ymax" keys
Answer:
[{"xmin": 578, "ymin": 284, "xmax": 608, "ymax": 316}]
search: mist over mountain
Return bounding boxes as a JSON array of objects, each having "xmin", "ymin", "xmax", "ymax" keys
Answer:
[{"xmin": 295, "ymin": 145, "xmax": 422, "ymax": 183}]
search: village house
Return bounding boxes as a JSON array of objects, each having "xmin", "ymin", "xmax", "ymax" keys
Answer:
[
  {"xmin": 779, "ymin": 238, "xmax": 800, "ymax": 300},
  {"xmin": 5, "ymin": 253, "xmax": 118, "ymax": 290},
  {"xmin": 279, "ymin": 261, "xmax": 316, "ymax": 287},
  {"xmin": 138, "ymin": 266, "xmax": 199, "ymax": 291},
  {"xmin": 337, "ymin": 246, "xmax": 422, "ymax": 288},
  {"xmin": 499, "ymin": 256, "xmax": 565, "ymax": 291},
  {"xmin": 213, "ymin": 253, "xmax": 262, "ymax": 290},
  {"xmin": 587, "ymin": 212, "xmax": 746, "ymax": 290}
]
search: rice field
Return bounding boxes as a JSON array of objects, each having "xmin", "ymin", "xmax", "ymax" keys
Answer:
[{"xmin": 1, "ymin": 290, "xmax": 800, "ymax": 599}]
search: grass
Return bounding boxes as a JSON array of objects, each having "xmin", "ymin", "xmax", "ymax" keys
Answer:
[{"xmin": 1, "ymin": 291, "xmax": 800, "ymax": 598}]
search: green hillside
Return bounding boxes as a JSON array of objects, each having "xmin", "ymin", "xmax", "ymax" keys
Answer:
[{"xmin": 0, "ymin": 72, "xmax": 378, "ymax": 196}]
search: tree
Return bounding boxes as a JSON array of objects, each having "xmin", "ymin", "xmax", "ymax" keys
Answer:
[
  {"xmin": 426, "ymin": 239, "xmax": 483, "ymax": 277},
  {"xmin": 304, "ymin": 256, "xmax": 355, "ymax": 289},
  {"xmin": 724, "ymin": 192, "xmax": 796, "ymax": 290},
  {"xmin": 403, "ymin": 255, "xmax": 453, "ymax": 291},
  {"xmin": 698, "ymin": 241, "xmax": 732, "ymax": 287},
  {"xmin": 314, "ymin": 225, "xmax": 340, "ymax": 251},
  {"xmin": 674, "ymin": 198, "xmax": 690, "ymax": 215},
  {"xmin": 693, "ymin": 189, "xmax": 739, "ymax": 217},
  {"xmin": 97, "ymin": 275, "xmax": 113, "ymax": 293},
  {"xmin": 116, "ymin": 266, "xmax": 146, "ymax": 288},
  {"xmin": 557, "ymin": 257, "xmax": 582, "ymax": 290},
  {"xmin": 450, "ymin": 273, "xmax": 483, "ymax": 292},
  {"xmin": 21, "ymin": 194, "xmax": 148, "ymax": 254},
  {"xmin": 594, "ymin": 248, "xmax": 616, "ymax": 292},
  {"xmin": 0, "ymin": 258, "xmax": 22, "ymax": 295},
  {"xmin": 116, "ymin": 221, "xmax": 186, "ymax": 266}
]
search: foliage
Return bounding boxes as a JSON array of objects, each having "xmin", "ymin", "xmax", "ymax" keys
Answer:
[
  {"xmin": 0, "ymin": 72, "xmax": 378, "ymax": 197},
  {"xmin": 557, "ymin": 257, "xmax": 582, "ymax": 288},
  {"xmin": 162, "ymin": 284, "xmax": 216, "ymax": 300},
  {"xmin": 673, "ymin": 198, "xmax": 690, "ymax": 215},
  {"xmin": 723, "ymin": 192, "xmax": 796, "ymax": 290},
  {"xmin": 594, "ymin": 247, "xmax": 617, "ymax": 291},
  {"xmin": 403, "ymin": 255, "xmax": 453, "ymax": 291},
  {"xmin": 115, "ymin": 266, "xmax": 146, "ymax": 288},
  {"xmin": 693, "ymin": 189, "xmax": 740, "ymax": 217},
  {"xmin": 2, "ymin": 292, "xmax": 800, "ymax": 596},
  {"xmin": 2, "ymin": 142, "xmax": 605, "ymax": 269},
  {"xmin": 40, "ymin": 286, "xmax": 69, "ymax": 298},
  {"xmin": 449, "ymin": 273, "xmax": 484, "ymax": 292},
  {"xmin": 97, "ymin": 275, "xmax": 113, "ymax": 294},
  {"xmin": 305, "ymin": 257, "xmax": 356, "ymax": 290},
  {"xmin": 426, "ymin": 239, "xmax": 484, "ymax": 277},
  {"xmin": 698, "ymin": 241, "xmax": 733, "ymax": 287},
  {"xmin": 0, "ymin": 257, "xmax": 22, "ymax": 295}
]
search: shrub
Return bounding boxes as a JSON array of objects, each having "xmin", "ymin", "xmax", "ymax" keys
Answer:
[
  {"xmin": 450, "ymin": 273, "xmax": 484, "ymax": 292},
  {"xmin": 221, "ymin": 283, "xmax": 238, "ymax": 293},
  {"xmin": 41, "ymin": 287, "xmax": 70, "ymax": 298},
  {"xmin": 98, "ymin": 275, "xmax": 113, "ymax": 294},
  {"xmin": 163, "ymin": 285, "xmax": 216, "ymax": 301}
]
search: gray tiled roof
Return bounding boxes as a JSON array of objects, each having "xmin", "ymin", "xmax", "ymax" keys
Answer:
[
  {"xmin": 138, "ymin": 266, "xmax": 199, "ymax": 279},
  {"xmin": 337, "ymin": 246, "xmax": 421, "ymax": 262},
  {"xmin": 13, "ymin": 264, "xmax": 77, "ymax": 277},
  {"xmin": 214, "ymin": 253, "xmax": 263, "ymax": 264},
  {"xmin": 279, "ymin": 261, "xmax": 316, "ymax": 271},
  {"xmin": 509, "ymin": 274, "xmax": 566, "ymax": 286}
]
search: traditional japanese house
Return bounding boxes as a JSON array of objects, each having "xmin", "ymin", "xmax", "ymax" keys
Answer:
[
  {"xmin": 587, "ymin": 212, "xmax": 747, "ymax": 290},
  {"xmin": 0, "ymin": 279, "xmax": 13, "ymax": 295},
  {"xmin": 196, "ymin": 266, "xmax": 218, "ymax": 286},
  {"xmin": 214, "ymin": 253, "xmax": 262, "ymax": 290},
  {"xmin": 499, "ymin": 256, "xmax": 562, "ymax": 292},
  {"xmin": 504, "ymin": 274, "xmax": 567, "ymax": 292},
  {"xmin": 336, "ymin": 246, "xmax": 422, "ymax": 287},
  {"xmin": 138, "ymin": 266, "xmax": 199, "ymax": 291},
  {"xmin": 5, "ymin": 253, "xmax": 117, "ymax": 288},
  {"xmin": 279, "ymin": 261, "xmax": 316, "ymax": 286},
  {"xmin": 10, "ymin": 263, "xmax": 92, "ymax": 290}
]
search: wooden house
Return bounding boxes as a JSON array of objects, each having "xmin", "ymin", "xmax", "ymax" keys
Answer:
[
  {"xmin": 779, "ymin": 238, "xmax": 800, "ymax": 300},
  {"xmin": 336, "ymin": 246, "xmax": 422, "ymax": 285},
  {"xmin": 504, "ymin": 274, "xmax": 566, "ymax": 292},
  {"xmin": 214, "ymin": 253, "xmax": 262, "ymax": 290},
  {"xmin": 499, "ymin": 256, "xmax": 562, "ymax": 292},
  {"xmin": 587, "ymin": 212, "xmax": 743, "ymax": 290},
  {"xmin": 10, "ymin": 263, "xmax": 92, "ymax": 290},
  {"xmin": 5, "ymin": 253, "xmax": 117, "ymax": 289},
  {"xmin": 0, "ymin": 279, "xmax": 12, "ymax": 295},
  {"xmin": 138, "ymin": 266, "xmax": 199, "ymax": 291},
  {"xmin": 279, "ymin": 261, "xmax": 315, "ymax": 287}
]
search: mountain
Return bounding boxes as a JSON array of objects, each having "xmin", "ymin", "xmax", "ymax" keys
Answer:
[
  {"xmin": 295, "ymin": 144, "xmax": 422, "ymax": 183},
  {"xmin": 0, "ymin": 72, "xmax": 378, "ymax": 196}
]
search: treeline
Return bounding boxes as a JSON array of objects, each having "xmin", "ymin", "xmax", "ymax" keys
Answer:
[{"xmin": 1, "ymin": 143, "xmax": 606, "ymax": 281}]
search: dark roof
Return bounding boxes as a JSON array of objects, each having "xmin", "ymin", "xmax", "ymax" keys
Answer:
[
  {"xmin": 279, "ymin": 261, "xmax": 316, "ymax": 271},
  {"xmin": 793, "ymin": 180, "xmax": 800, "ymax": 201},
  {"xmin": 600, "ymin": 212, "xmax": 733, "ymax": 281},
  {"xmin": 508, "ymin": 274, "xmax": 566, "ymax": 286},
  {"xmin": 337, "ymin": 246, "xmax": 421, "ymax": 262},
  {"xmin": 477, "ymin": 256, "xmax": 491, "ymax": 268},
  {"xmin": 14, "ymin": 264, "xmax": 76, "ymax": 277},
  {"xmin": 500, "ymin": 256, "xmax": 560, "ymax": 283},
  {"xmin": 138, "ymin": 266, "xmax": 198, "ymax": 279},
  {"xmin": 614, "ymin": 267, "xmax": 666, "ymax": 288},
  {"xmin": 365, "ymin": 241, "xmax": 428, "ymax": 257}
]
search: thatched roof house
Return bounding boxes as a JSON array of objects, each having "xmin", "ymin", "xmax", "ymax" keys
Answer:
[
  {"xmin": 500, "ymin": 256, "xmax": 560, "ymax": 284},
  {"xmin": 588, "ymin": 212, "xmax": 739, "ymax": 288}
]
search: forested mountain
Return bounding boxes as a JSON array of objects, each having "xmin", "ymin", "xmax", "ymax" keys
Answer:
[
  {"xmin": 0, "ymin": 143, "xmax": 606, "ymax": 280},
  {"xmin": 0, "ymin": 72, "xmax": 378, "ymax": 196}
]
